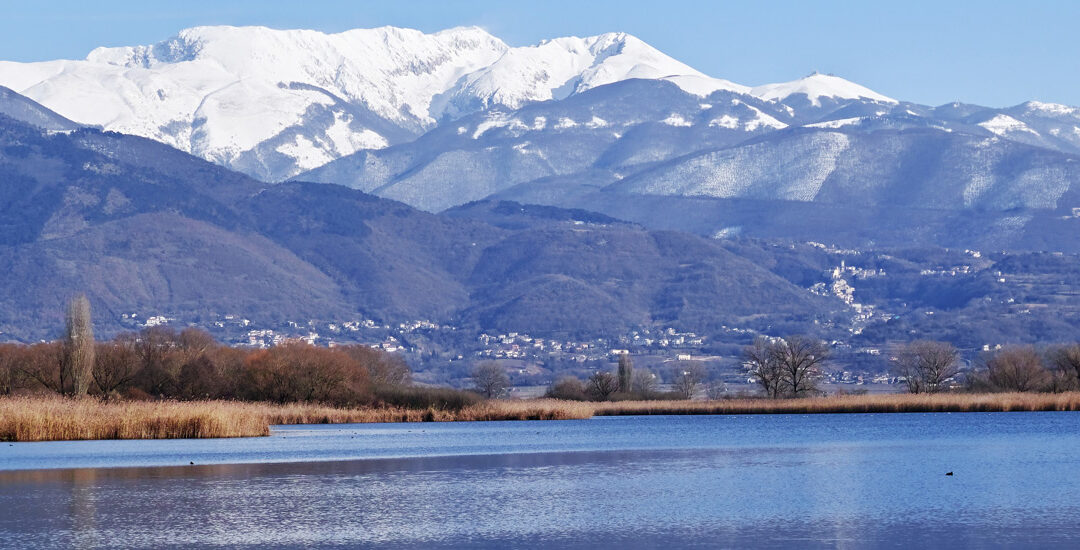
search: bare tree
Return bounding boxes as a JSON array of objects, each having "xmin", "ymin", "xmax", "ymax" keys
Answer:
[
  {"xmin": 371, "ymin": 354, "xmax": 412, "ymax": 387},
  {"xmin": 673, "ymin": 361, "xmax": 706, "ymax": 399},
  {"xmin": 471, "ymin": 362, "xmax": 510, "ymax": 399},
  {"xmin": 772, "ymin": 335, "xmax": 828, "ymax": 397},
  {"xmin": 586, "ymin": 371, "xmax": 619, "ymax": 400},
  {"xmin": 631, "ymin": 368, "xmax": 658, "ymax": 396},
  {"xmin": 617, "ymin": 353, "xmax": 634, "ymax": 393},
  {"xmin": 705, "ymin": 378, "xmax": 727, "ymax": 400},
  {"xmin": 744, "ymin": 336, "xmax": 784, "ymax": 398},
  {"xmin": 984, "ymin": 346, "xmax": 1050, "ymax": 392},
  {"xmin": 134, "ymin": 327, "xmax": 183, "ymax": 396},
  {"xmin": 62, "ymin": 294, "xmax": 95, "ymax": 396},
  {"xmin": 1048, "ymin": 344, "xmax": 1080, "ymax": 389},
  {"xmin": 339, "ymin": 344, "xmax": 412, "ymax": 387},
  {"xmin": 177, "ymin": 355, "xmax": 225, "ymax": 400},
  {"xmin": 18, "ymin": 342, "xmax": 64, "ymax": 394},
  {"xmin": 893, "ymin": 340, "xmax": 960, "ymax": 394},
  {"xmin": 93, "ymin": 335, "xmax": 141, "ymax": 396},
  {"xmin": 0, "ymin": 343, "xmax": 19, "ymax": 395},
  {"xmin": 177, "ymin": 327, "xmax": 216, "ymax": 363}
]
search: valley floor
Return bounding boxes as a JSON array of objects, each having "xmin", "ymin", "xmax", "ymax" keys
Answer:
[{"xmin": 3, "ymin": 392, "xmax": 1080, "ymax": 442}]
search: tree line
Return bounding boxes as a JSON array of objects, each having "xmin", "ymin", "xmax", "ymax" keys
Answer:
[
  {"xmin": 0, "ymin": 295, "xmax": 499, "ymax": 409},
  {"xmin": 741, "ymin": 335, "xmax": 1080, "ymax": 398},
  {"xmin": 894, "ymin": 340, "xmax": 1080, "ymax": 394},
  {"xmin": 539, "ymin": 353, "xmax": 724, "ymax": 401}
]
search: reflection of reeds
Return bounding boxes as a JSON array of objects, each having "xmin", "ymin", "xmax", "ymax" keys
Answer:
[
  {"xmin": 0, "ymin": 397, "xmax": 593, "ymax": 441},
  {"xmin": 5, "ymin": 393, "xmax": 1080, "ymax": 442}
]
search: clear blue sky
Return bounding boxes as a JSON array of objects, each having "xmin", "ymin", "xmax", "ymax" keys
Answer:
[{"xmin": 1, "ymin": 0, "xmax": 1076, "ymax": 108}]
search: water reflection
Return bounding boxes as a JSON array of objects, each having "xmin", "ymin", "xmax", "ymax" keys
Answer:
[{"xmin": 2, "ymin": 413, "xmax": 1080, "ymax": 548}]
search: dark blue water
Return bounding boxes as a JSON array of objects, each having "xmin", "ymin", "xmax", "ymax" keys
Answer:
[{"xmin": 2, "ymin": 413, "xmax": 1079, "ymax": 548}]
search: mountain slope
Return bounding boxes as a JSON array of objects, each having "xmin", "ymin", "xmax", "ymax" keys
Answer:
[
  {"xmin": 609, "ymin": 127, "xmax": 1080, "ymax": 211},
  {"xmin": 0, "ymin": 85, "xmax": 80, "ymax": 131},
  {"xmin": 300, "ymin": 76, "xmax": 1080, "ymax": 248},
  {"xmin": 0, "ymin": 108, "xmax": 844, "ymax": 342},
  {"xmin": 300, "ymin": 79, "xmax": 794, "ymax": 210}
]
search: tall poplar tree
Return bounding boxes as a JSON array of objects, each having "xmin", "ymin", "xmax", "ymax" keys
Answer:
[{"xmin": 62, "ymin": 294, "xmax": 95, "ymax": 396}]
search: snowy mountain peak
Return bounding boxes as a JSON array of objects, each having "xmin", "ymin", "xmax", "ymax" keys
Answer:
[
  {"xmin": 0, "ymin": 25, "xmax": 900, "ymax": 182},
  {"xmin": 1018, "ymin": 100, "xmax": 1080, "ymax": 118},
  {"xmin": 750, "ymin": 73, "xmax": 896, "ymax": 106},
  {"xmin": 432, "ymin": 30, "xmax": 749, "ymax": 119}
]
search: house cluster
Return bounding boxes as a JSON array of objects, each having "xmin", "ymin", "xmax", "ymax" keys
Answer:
[
  {"xmin": 830, "ymin": 370, "xmax": 896, "ymax": 385},
  {"xmin": 473, "ymin": 327, "xmax": 708, "ymax": 361},
  {"xmin": 244, "ymin": 329, "xmax": 287, "ymax": 348},
  {"xmin": 810, "ymin": 262, "xmax": 886, "ymax": 334},
  {"xmin": 621, "ymin": 327, "xmax": 706, "ymax": 348},
  {"xmin": 475, "ymin": 332, "xmax": 592, "ymax": 360},
  {"xmin": 120, "ymin": 313, "xmax": 174, "ymax": 328},
  {"xmin": 919, "ymin": 265, "xmax": 974, "ymax": 276}
]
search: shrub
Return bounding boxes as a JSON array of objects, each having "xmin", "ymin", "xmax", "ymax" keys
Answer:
[
  {"xmin": 373, "ymin": 385, "xmax": 482, "ymax": 411},
  {"xmin": 984, "ymin": 346, "xmax": 1051, "ymax": 392},
  {"xmin": 240, "ymin": 342, "xmax": 371, "ymax": 405},
  {"xmin": 546, "ymin": 376, "xmax": 588, "ymax": 400}
]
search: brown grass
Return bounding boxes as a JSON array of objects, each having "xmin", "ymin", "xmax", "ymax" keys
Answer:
[
  {"xmin": 5, "ymin": 392, "xmax": 1080, "ymax": 442},
  {"xmin": 0, "ymin": 396, "xmax": 271, "ymax": 441},
  {"xmin": 0, "ymin": 396, "xmax": 593, "ymax": 442},
  {"xmin": 588, "ymin": 392, "xmax": 1080, "ymax": 416}
]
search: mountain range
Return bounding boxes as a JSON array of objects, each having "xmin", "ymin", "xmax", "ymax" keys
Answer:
[
  {"xmin": 1, "ymin": 26, "xmax": 1079, "ymax": 368},
  {"xmin": 0, "ymin": 91, "xmax": 845, "ymax": 344},
  {"xmin": 4, "ymin": 25, "xmax": 1078, "ymax": 253},
  {"xmin": 0, "ymin": 25, "xmax": 752, "ymax": 182}
]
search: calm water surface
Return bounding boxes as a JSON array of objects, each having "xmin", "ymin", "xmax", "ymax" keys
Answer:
[{"xmin": 2, "ymin": 413, "xmax": 1079, "ymax": 548}]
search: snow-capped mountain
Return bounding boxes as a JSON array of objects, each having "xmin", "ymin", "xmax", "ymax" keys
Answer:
[
  {"xmin": 300, "ymin": 73, "xmax": 1080, "ymax": 218},
  {"xmin": 433, "ymin": 32, "xmax": 747, "ymax": 120},
  {"xmin": 4, "ymin": 22, "xmax": 1080, "ymax": 230},
  {"xmin": 0, "ymin": 25, "xmax": 762, "ymax": 181},
  {"xmin": 303, "ymin": 79, "xmax": 798, "ymax": 211},
  {"xmin": 0, "ymin": 26, "xmax": 510, "ymax": 180}
]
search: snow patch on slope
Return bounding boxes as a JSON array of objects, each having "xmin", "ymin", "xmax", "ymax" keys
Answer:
[
  {"xmin": 751, "ymin": 73, "xmax": 895, "ymax": 106},
  {"xmin": 1022, "ymin": 101, "xmax": 1080, "ymax": 117},
  {"xmin": 661, "ymin": 113, "xmax": 693, "ymax": 127},
  {"xmin": 807, "ymin": 117, "xmax": 863, "ymax": 129},
  {"xmin": 979, "ymin": 114, "xmax": 1039, "ymax": 137}
]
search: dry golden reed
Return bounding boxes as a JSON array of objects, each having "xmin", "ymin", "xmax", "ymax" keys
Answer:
[
  {"xmin": 5, "ymin": 392, "xmax": 1080, "ymax": 442},
  {"xmin": 0, "ymin": 396, "xmax": 270, "ymax": 442},
  {"xmin": 0, "ymin": 397, "xmax": 593, "ymax": 442},
  {"xmin": 587, "ymin": 392, "xmax": 1080, "ymax": 416}
]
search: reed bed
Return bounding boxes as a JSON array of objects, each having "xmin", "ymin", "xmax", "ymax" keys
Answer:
[
  {"xmin": 4, "ymin": 392, "xmax": 1079, "ymax": 442},
  {"xmin": 252, "ymin": 398, "xmax": 593, "ymax": 425},
  {"xmin": 0, "ymin": 396, "xmax": 593, "ymax": 442},
  {"xmin": 588, "ymin": 392, "xmax": 1080, "ymax": 416},
  {"xmin": 0, "ymin": 396, "xmax": 271, "ymax": 442}
]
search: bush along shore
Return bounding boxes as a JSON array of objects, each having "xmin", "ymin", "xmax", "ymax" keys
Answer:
[{"xmin": 5, "ymin": 296, "xmax": 1080, "ymax": 441}]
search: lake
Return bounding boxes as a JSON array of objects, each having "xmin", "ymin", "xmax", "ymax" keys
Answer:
[{"xmin": 2, "ymin": 412, "xmax": 1079, "ymax": 548}]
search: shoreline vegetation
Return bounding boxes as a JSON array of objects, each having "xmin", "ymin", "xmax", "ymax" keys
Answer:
[
  {"xmin": 5, "ymin": 297, "xmax": 1080, "ymax": 442},
  {"xmin": 4, "ymin": 392, "xmax": 1080, "ymax": 442}
]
